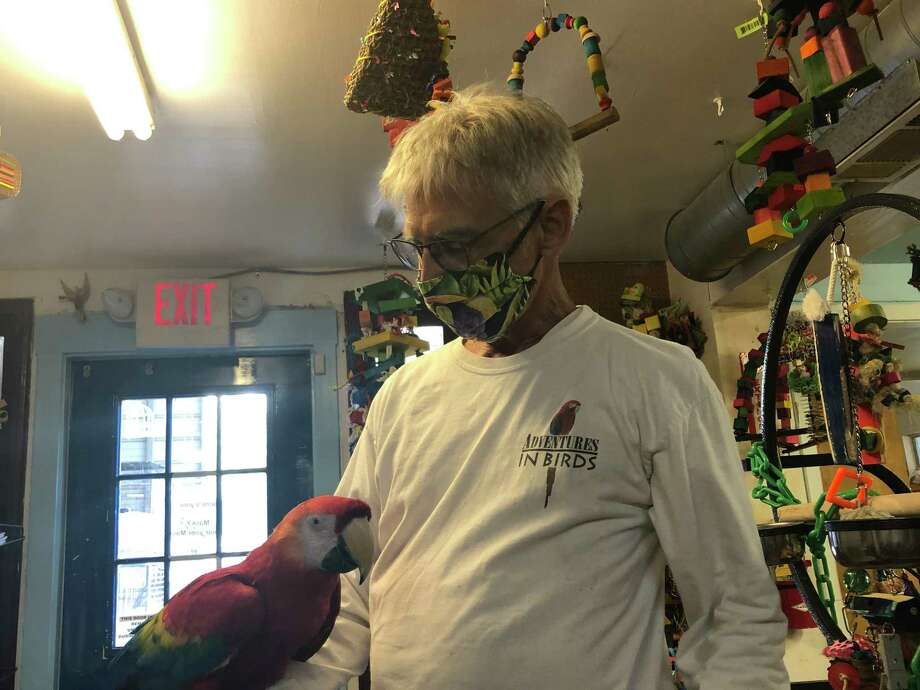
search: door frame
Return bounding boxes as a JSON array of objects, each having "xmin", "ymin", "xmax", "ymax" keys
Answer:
[{"xmin": 18, "ymin": 308, "xmax": 340, "ymax": 690}]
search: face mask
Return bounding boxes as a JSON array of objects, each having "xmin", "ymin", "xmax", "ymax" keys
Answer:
[{"xmin": 417, "ymin": 251, "xmax": 539, "ymax": 343}]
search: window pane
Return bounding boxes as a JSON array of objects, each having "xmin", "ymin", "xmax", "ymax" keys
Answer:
[
  {"xmin": 168, "ymin": 558, "xmax": 217, "ymax": 598},
  {"xmin": 221, "ymin": 473, "xmax": 268, "ymax": 553},
  {"xmin": 170, "ymin": 476, "xmax": 216, "ymax": 556},
  {"xmin": 119, "ymin": 399, "xmax": 166, "ymax": 474},
  {"xmin": 171, "ymin": 396, "xmax": 217, "ymax": 472},
  {"xmin": 114, "ymin": 562, "xmax": 164, "ymax": 647},
  {"xmin": 220, "ymin": 555, "xmax": 247, "ymax": 568},
  {"xmin": 220, "ymin": 394, "xmax": 267, "ymax": 469},
  {"xmin": 117, "ymin": 479, "xmax": 165, "ymax": 559}
]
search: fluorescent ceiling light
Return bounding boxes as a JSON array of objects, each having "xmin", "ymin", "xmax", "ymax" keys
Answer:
[{"xmin": 78, "ymin": 0, "xmax": 155, "ymax": 141}]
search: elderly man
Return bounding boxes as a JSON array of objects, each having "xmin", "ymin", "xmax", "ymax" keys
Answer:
[{"xmin": 280, "ymin": 87, "xmax": 788, "ymax": 690}]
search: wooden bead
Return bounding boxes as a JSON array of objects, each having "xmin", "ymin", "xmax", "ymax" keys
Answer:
[
  {"xmin": 565, "ymin": 15, "xmax": 574, "ymax": 29},
  {"xmin": 598, "ymin": 96, "xmax": 613, "ymax": 110},
  {"xmin": 535, "ymin": 21, "xmax": 549, "ymax": 38},
  {"xmin": 591, "ymin": 71, "xmax": 608, "ymax": 89},
  {"xmin": 511, "ymin": 61, "xmax": 524, "ymax": 75},
  {"xmin": 520, "ymin": 41, "xmax": 533, "ymax": 53},
  {"xmin": 578, "ymin": 25, "xmax": 590, "ymax": 39},
  {"xmin": 583, "ymin": 38, "xmax": 601, "ymax": 58},
  {"xmin": 513, "ymin": 50, "xmax": 526, "ymax": 62},
  {"xmin": 586, "ymin": 53, "xmax": 603, "ymax": 73},
  {"xmin": 574, "ymin": 16, "xmax": 588, "ymax": 29},
  {"xmin": 526, "ymin": 30, "xmax": 539, "ymax": 45},
  {"xmin": 594, "ymin": 85, "xmax": 608, "ymax": 99},
  {"xmin": 507, "ymin": 76, "xmax": 524, "ymax": 89},
  {"xmin": 550, "ymin": 18, "xmax": 561, "ymax": 31}
]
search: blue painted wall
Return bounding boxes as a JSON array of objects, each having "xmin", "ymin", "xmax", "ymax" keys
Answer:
[{"xmin": 18, "ymin": 308, "xmax": 341, "ymax": 690}]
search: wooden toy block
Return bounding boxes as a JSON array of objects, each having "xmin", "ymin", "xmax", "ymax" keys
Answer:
[
  {"xmin": 352, "ymin": 331, "xmax": 430, "ymax": 358},
  {"xmin": 754, "ymin": 207, "xmax": 782, "ymax": 224},
  {"xmin": 824, "ymin": 24, "xmax": 868, "ymax": 82},
  {"xmin": 747, "ymin": 218, "xmax": 794, "ymax": 248},
  {"xmin": 757, "ymin": 134, "xmax": 808, "ymax": 166},
  {"xmin": 734, "ymin": 397, "xmax": 754, "ymax": 409},
  {"xmin": 748, "ymin": 77, "xmax": 802, "ymax": 100},
  {"xmin": 744, "ymin": 171, "xmax": 800, "ymax": 212},
  {"xmin": 644, "ymin": 314, "xmax": 661, "ymax": 332},
  {"xmin": 795, "ymin": 187, "xmax": 847, "ymax": 223},
  {"xmin": 764, "ymin": 150, "xmax": 805, "ymax": 175},
  {"xmin": 768, "ymin": 184, "xmax": 806, "ymax": 211},
  {"xmin": 777, "ymin": 398, "xmax": 792, "ymax": 409},
  {"xmin": 734, "ymin": 416, "xmax": 751, "ymax": 432},
  {"xmin": 794, "ymin": 149, "xmax": 837, "ymax": 179},
  {"xmin": 805, "ymin": 173, "xmax": 833, "ymax": 192},
  {"xmin": 757, "ymin": 57, "xmax": 791, "ymax": 81},
  {"xmin": 736, "ymin": 101, "xmax": 813, "ymax": 164},
  {"xmin": 632, "ymin": 322, "xmax": 648, "ymax": 334},
  {"xmin": 803, "ymin": 51, "xmax": 834, "ymax": 95},
  {"xmin": 754, "ymin": 90, "xmax": 802, "ymax": 120},
  {"xmin": 800, "ymin": 35, "xmax": 822, "ymax": 59}
]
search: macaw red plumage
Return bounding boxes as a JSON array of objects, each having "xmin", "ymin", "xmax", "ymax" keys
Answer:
[
  {"xmin": 106, "ymin": 495, "xmax": 373, "ymax": 690},
  {"xmin": 544, "ymin": 400, "xmax": 582, "ymax": 508}
]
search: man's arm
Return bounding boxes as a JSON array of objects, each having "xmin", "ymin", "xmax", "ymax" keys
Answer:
[
  {"xmin": 648, "ymin": 357, "xmax": 789, "ymax": 690},
  {"xmin": 272, "ymin": 418, "xmax": 381, "ymax": 689}
]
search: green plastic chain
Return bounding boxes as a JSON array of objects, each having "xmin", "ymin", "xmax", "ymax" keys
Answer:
[
  {"xmin": 748, "ymin": 442, "xmax": 801, "ymax": 508},
  {"xmin": 805, "ymin": 488, "xmax": 879, "ymax": 622}
]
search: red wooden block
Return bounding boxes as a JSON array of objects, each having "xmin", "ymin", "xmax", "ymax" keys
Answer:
[
  {"xmin": 754, "ymin": 90, "xmax": 802, "ymax": 120},
  {"xmin": 768, "ymin": 184, "xmax": 806, "ymax": 211},
  {"xmin": 754, "ymin": 207, "xmax": 782, "ymax": 224},
  {"xmin": 757, "ymin": 57, "xmax": 791, "ymax": 81},
  {"xmin": 733, "ymin": 398, "xmax": 754, "ymax": 410},
  {"xmin": 757, "ymin": 134, "xmax": 809, "ymax": 166},
  {"xmin": 824, "ymin": 24, "xmax": 867, "ymax": 82}
]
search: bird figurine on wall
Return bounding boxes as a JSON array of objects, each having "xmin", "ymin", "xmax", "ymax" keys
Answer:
[
  {"xmin": 544, "ymin": 400, "xmax": 582, "ymax": 508},
  {"xmin": 60, "ymin": 273, "xmax": 91, "ymax": 322},
  {"xmin": 105, "ymin": 495, "xmax": 373, "ymax": 690}
]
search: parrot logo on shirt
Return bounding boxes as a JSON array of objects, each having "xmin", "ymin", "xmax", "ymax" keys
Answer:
[{"xmin": 544, "ymin": 400, "xmax": 581, "ymax": 508}]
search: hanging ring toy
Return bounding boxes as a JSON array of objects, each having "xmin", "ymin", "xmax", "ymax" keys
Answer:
[
  {"xmin": 826, "ymin": 466, "xmax": 873, "ymax": 509},
  {"xmin": 507, "ymin": 13, "xmax": 620, "ymax": 141}
]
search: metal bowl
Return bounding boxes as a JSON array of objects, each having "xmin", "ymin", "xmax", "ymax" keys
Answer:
[
  {"xmin": 758, "ymin": 522, "xmax": 810, "ymax": 566},
  {"xmin": 826, "ymin": 517, "xmax": 920, "ymax": 569}
]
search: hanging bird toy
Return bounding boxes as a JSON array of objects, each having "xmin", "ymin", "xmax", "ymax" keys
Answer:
[{"xmin": 506, "ymin": 9, "xmax": 620, "ymax": 141}]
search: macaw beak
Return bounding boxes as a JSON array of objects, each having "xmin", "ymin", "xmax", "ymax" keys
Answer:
[{"xmin": 321, "ymin": 517, "xmax": 374, "ymax": 584}]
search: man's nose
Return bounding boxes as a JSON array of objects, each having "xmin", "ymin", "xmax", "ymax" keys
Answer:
[{"xmin": 417, "ymin": 252, "xmax": 442, "ymax": 283}]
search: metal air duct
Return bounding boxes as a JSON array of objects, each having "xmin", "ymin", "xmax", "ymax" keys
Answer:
[{"xmin": 666, "ymin": 0, "xmax": 920, "ymax": 283}]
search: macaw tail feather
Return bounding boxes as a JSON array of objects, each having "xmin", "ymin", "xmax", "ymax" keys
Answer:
[{"xmin": 544, "ymin": 467, "xmax": 556, "ymax": 508}]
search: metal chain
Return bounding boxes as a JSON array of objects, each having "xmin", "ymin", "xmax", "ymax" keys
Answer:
[{"xmin": 834, "ymin": 230, "xmax": 865, "ymax": 480}]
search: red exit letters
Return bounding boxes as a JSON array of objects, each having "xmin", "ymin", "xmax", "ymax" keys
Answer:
[{"xmin": 154, "ymin": 282, "xmax": 217, "ymax": 326}]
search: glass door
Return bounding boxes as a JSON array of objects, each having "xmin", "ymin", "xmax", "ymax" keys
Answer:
[{"xmin": 60, "ymin": 355, "xmax": 312, "ymax": 689}]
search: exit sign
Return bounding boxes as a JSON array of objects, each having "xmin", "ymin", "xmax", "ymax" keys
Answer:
[{"xmin": 136, "ymin": 279, "xmax": 231, "ymax": 348}]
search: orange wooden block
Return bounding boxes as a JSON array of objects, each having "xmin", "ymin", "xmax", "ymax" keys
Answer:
[
  {"xmin": 805, "ymin": 173, "xmax": 833, "ymax": 192},
  {"xmin": 757, "ymin": 58, "xmax": 791, "ymax": 81},
  {"xmin": 800, "ymin": 36, "xmax": 821, "ymax": 60}
]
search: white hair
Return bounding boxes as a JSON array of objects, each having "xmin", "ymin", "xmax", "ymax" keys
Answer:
[{"xmin": 379, "ymin": 85, "xmax": 583, "ymax": 219}]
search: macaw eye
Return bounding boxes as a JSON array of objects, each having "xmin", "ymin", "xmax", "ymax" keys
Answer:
[{"xmin": 311, "ymin": 517, "xmax": 320, "ymax": 526}]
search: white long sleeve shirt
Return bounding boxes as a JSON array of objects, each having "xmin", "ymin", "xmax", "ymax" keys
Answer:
[{"xmin": 277, "ymin": 306, "xmax": 788, "ymax": 690}]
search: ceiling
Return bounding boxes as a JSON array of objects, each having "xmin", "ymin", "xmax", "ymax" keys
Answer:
[{"xmin": 0, "ymin": 1, "xmax": 790, "ymax": 269}]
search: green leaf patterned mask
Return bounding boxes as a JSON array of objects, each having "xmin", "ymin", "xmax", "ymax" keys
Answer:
[{"xmin": 417, "ymin": 250, "xmax": 539, "ymax": 343}]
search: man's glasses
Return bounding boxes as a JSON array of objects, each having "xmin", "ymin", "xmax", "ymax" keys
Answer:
[{"xmin": 388, "ymin": 200, "xmax": 545, "ymax": 273}]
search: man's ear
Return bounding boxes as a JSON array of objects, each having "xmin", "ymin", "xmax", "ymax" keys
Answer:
[{"xmin": 539, "ymin": 199, "xmax": 574, "ymax": 256}]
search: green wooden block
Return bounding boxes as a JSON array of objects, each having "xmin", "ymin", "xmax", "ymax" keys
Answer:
[
  {"xmin": 795, "ymin": 188, "xmax": 847, "ymax": 223},
  {"xmin": 803, "ymin": 52, "xmax": 833, "ymax": 95},
  {"xmin": 734, "ymin": 416, "xmax": 750, "ymax": 432},
  {"xmin": 377, "ymin": 297, "xmax": 419, "ymax": 314},
  {"xmin": 736, "ymin": 101, "xmax": 813, "ymax": 165},
  {"xmin": 814, "ymin": 64, "xmax": 884, "ymax": 108}
]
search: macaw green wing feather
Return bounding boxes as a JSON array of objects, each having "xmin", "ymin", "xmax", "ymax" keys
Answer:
[{"xmin": 107, "ymin": 575, "xmax": 265, "ymax": 690}]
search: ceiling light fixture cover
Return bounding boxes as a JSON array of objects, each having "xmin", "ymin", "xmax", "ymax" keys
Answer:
[{"xmin": 78, "ymin": 0, "xmax": 154, "ymax": 141}]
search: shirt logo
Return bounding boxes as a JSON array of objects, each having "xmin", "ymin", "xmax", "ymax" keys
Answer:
[{"xmin": 516, "ymin": 401, "xmax": 600, "ymax": 508}]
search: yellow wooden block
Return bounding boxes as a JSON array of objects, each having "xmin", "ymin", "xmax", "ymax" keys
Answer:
[
  {"xmin": 352, "ymin": 331, "xmax": 430, "ymax": 357},
  {"xmin": 747, "ymin": 219, "xmax": 793, "ymax": 248},
  {"xmin": 777, "ymin": 399, "xmax": 792, "ymax": 409},
  {"xmin": 805, "ymin": 173, "xmax": 832, "ymax": 192},
  {"xmin": 632, "ymin": 323, "xmax": 648, "ymax": 334},
  {"xmin": 644, "ymin": 314, "xmax": 661, "ymax": 332}
]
